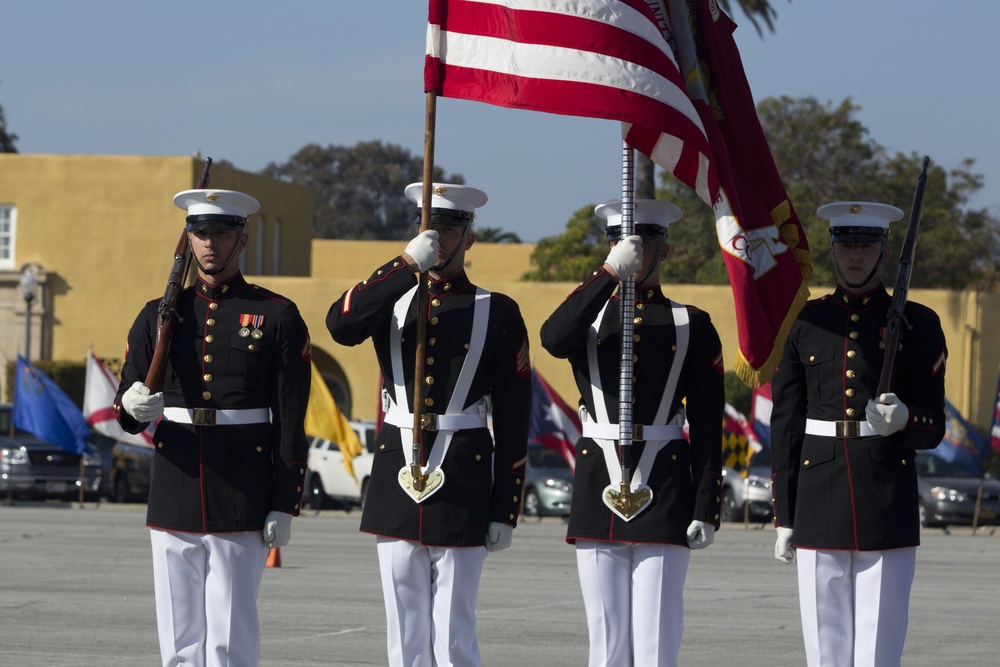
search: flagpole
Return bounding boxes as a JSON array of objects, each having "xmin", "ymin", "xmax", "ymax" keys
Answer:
[
  {"xmin": 407, "ymin": 90, "xmax": 438, "ymax": 492},
  {"xmin": 617, "ymin": 141, "xmax": 636, "ymax": 501}
]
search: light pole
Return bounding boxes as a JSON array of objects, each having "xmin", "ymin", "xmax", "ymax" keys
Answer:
[{"xmin": 20, "ymin": 266, "xmax": 38, "ymax": 360}]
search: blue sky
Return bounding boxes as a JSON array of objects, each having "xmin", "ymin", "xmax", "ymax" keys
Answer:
[{"xmin": 3, "ymin": 1, "xmax": 997, "ymax": 242}]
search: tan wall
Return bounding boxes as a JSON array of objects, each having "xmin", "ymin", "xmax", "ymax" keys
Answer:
[{"xmin": 0, "ymin": 154, "xmax": 313, "ymax": 397}]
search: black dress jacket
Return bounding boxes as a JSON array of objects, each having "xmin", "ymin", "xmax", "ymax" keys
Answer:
[
  {"xmin": 116, "ymin": 273, "xmax": 312, "ymax": 533},
  {"xmin": 541, "ymin": 267, "xmax": 725, "ymax": 545},
  {"xmin": 327, "ymin": 258, "xmax": 531, "ymax": 547},
  {"xmin": 770, "ymin": 285, "xmax": 947, "ymax": 550}
]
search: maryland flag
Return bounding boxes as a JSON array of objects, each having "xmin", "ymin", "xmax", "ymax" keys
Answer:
[
  {"xmin": 721, "ymin": 403, "xmax": 762, "ymax": 477},
  {"xmin": 304, "ymin": 362, "xmax": 363, "ymax": 480}
]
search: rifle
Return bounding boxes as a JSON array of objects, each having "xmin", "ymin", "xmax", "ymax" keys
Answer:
[
  {"xmin": 876, "ymin": 156, "xmax": 929, "ymax": 395},
  {"xmin": 144, "ymin": 157, "xmax": 213, "ymax": 392}
]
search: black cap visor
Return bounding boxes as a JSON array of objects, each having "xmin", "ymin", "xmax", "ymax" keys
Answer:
[
  {"xmin": 186, "ymin": 214, "xmax": 247, "ymax": 232},
  {"xmin": 829, "ymin": 226, "xmax": 887, "ymax": 243},
  {"xmin": 607, "ymin": 223, "xmax": 667, "ymax": 243}
]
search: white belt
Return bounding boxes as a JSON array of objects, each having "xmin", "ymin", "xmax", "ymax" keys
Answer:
[
  {"xmin": 383, "ymin": 401, "xmax": 488, "ymax": 433},
  {"xmin": 162, "ymin": 407, "xmax": 271, "ymax": 427},
  {"xmin": 805, "ymin": 418, "xmax": 877, "ymax": 438},
  {"xmin": 581, "ymin": 409, "xmax": 685, "ymax": 442}
]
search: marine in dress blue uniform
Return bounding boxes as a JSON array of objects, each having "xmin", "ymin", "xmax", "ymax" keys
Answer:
[
  {"xmin": 540, "ymin": 200, "xmax": 725, "ymax": 667},
  {"xmin": 326, "ymin": 183, "xmax": 531, "ymax": 667},
  {"xmin": 770, "ymin": 201, "xmax": 947, "ymax": 667},
  {"xmin": 115, "ymin": 189, "xmax": 311, "ymax": 667}
]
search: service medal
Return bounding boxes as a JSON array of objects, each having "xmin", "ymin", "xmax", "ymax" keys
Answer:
[{"xmin": 239, "ymin": 327, "xmax": 251, "ymax": 337}]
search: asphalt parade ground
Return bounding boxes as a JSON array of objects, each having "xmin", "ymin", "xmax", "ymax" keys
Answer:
[{"xmin": 1, "ymin": 503, "xmax": 997, "ymax": 667}]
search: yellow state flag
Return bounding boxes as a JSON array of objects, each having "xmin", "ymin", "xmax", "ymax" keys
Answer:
[{"xmin": 305, "ymin": 362, "xmax": 363, "ymax": 480}]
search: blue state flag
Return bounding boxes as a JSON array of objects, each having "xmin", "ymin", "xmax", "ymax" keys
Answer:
[
  {"xmin": 927, "ymin": 399, "xmax": 988, "ymax": 476},
  {"xmin": 13, "ymin": 355, "xmax": 91, "ymax": 455}
]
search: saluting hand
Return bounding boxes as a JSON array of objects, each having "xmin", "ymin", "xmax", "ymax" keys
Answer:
[{"xmin": 604, "ymin": 236, "xmax": 643, "ymax": 280}]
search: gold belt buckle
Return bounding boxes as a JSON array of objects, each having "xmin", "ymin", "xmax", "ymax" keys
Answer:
[
  {"xmin": 420, "ymin": 413, "xmax": 438, "ymax": 431},
  {"xmin": 192, "ymin": 408, "xmax": 217, "ymax": 426},
  {"xmin": 836, "ymin": 420, "xmax": 860, "ymax": 438},
  {"xmin": 632, "ymin": 424, "xmax": 645, "ymax": 441}
]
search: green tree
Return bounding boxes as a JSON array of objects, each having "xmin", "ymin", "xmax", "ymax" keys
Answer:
[
  {"xmin": 261, "ymin": 141, "xmax": 462, "ymax": 241},
  {"xmin": 1, "ymin": 99, "xmax": 18, "ymax": 153},
  {"xmin": 522, "ymin": 205, "xmax": 607, "ymax": 281},
  {"xmin": 474, "ymin": 227, "xmax": 522, "ymax": 244}
]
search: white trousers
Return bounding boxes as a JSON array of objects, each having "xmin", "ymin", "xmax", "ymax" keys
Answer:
[
  {"xmin": 576, "ymin": 540, "xmax": 691, "ymax": 667},
  {"xmin": 376, "ymin": 537, "xmax": 489, "ymax": 667},
  {"xmin": 150, "ymin": 528, "xmax": 269, "ymax": 667},
  {"xmin": 796, "ymin": 547, "xmax": 916, "ymax": 667}
]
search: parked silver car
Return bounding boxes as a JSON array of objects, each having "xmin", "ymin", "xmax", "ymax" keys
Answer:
[
  {"xmin": 720, "ymin": 447, "xmax": 772, "ymax": 523},
  {"xmin": 522, "ymin": 442, "xmax": 573, "ymax": 517},
  {"xmin": 916, "ymin": 452, "xmax": 1000, "ymax": 529}
]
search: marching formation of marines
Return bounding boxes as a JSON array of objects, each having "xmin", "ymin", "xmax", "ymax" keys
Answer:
[{"xmin": 110, "ymin": 164, "xmax": 943, "ymax": 667}]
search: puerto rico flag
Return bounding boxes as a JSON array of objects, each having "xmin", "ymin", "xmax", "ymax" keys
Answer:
[
  {"xmin": 750, "ymin": 381, "xmax": 772, "ymax": 450},
  {"xmin": 991, "ymin": 369, "xmax": 1000, "ymax": 452},
  {"xmin": 529, "ymin": 368, "xmax": 581, "ymax": 470}
]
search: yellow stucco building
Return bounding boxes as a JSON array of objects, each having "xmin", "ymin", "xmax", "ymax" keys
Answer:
[{"xmin": 2, "ymin": 154, "xmax": 998, "ymax": 428}]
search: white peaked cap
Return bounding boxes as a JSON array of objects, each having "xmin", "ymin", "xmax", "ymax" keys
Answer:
[
  {"xmin": 595, "ymin": 199, "xmax": 683, "ymax": 228},
  {"xmin": 173, "ymin": 189, "xmax": 260, "ymax": 218},
  {"xmin": 404, "ymin": 183, "xmax": 488, "ymax": 213},
  {"xmin": 817, "ymin": 201, "xmax": 903, "ymax": 231}
]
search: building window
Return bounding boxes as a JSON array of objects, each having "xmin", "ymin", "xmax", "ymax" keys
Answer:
[
  {"xmin": 272, "ymin": 219, "xmax": 281, "ymax": 275},
  {"xmin": 0, "ymin": 205, "xmax": 15, "ymax": 269}
]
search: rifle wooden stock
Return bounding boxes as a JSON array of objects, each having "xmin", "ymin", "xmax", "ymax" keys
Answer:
[
  {"xmin": 877, "ymin": 156, "xmax": 929, "ymax": 395},
  {"xmin": 144, "ymin": 157, "xmax": 212, "ymax": 392}
]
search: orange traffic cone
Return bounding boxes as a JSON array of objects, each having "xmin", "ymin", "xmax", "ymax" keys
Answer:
[{"xmin": 266, "ymin": 547, "xmax": 281, "ymax": 568}]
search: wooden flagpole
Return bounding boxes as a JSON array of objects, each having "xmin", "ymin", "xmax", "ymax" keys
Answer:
[{"xmin": 407, "ymin": 91, "xmax": 438, "ymax": 492}]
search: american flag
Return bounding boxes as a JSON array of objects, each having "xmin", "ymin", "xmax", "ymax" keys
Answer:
[{"xmin": 425, "ymin": 0, "xmax": 718, "ymax": 205}]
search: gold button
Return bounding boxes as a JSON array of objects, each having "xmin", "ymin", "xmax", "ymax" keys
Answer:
[
  {"xmin": 879, "ymin": 341, "xmax": 886, "ymax": 349},
  {"xmin": 300, "ymin": 467, "xmax": 305, "ymax": 474},
  {"xmin": 425, "ymin": 376, "xmax": 434, "ymax": 385},
  {"xmin": 636, "ymin": 303, "xmax": 645, "ymax": 311},
  {"xmin": 846, "ymin": 389, "xmax": 855, "ymax": 397},
  {"xmin": 581, "ymin": 449, "xmax": 588, "ymax": 455},
  {"xmin": 846, "ymin": 408, "xmax": 856, "ymax": 417},
  {"xmin": 427, "ymin": 357, "xmax": 434, "ymax": 366},
  {"xmin": 157, "ymin": 442, "xmax": 164, "ymax": 448},
  {"xmin": 221, "ymin": 285, "xmax": 229, "ymax": 293},
  {"xmin": 847, "ymin": 350, "xmax": 856, "ymax": 358},
  {"xmin": 205, "ymin": 335, "xmax": 215, "ymax": 343},
  {"xmin": 444, "ymin": 282, "xmax": 452, "ymax": 291},
  {"xmin": 634, "ymin": 334, "xmax": 640, "ymax": 342},
  {"xmin": 842, "ymin": 295, "xmax": 850, "ymax": 303},
  {"xmin": 671, "ymin": 454, "xmax": 678, "ymax": 460},
  {"xmin": 377, "ymin": 269, "xmax": 383, "ymax": 275},
  {"xmin": 257, "ymin": 446, "xmax": 263, "ymax": 452},
  {"xmin": 425, "ymin": 397, "xmax": 434, "ymax": 407},
  {"xmin": 203, "ymin": 374, "xmax": 213, "ymax": 382},
  {"xmin": 849, "ymin": 331, "xmax": 859, "ymax": 339},
  {"xmin": 464, "ymin": 343, "xmax": 470, "ymax": 350},
  {"xmin": 294, "ymin": 504, "xmax": 299, "ymax": 510},
  {"xmin": 632, "ymin": 354, "xmax": 638, "ymax": 363},
  {"xmin": 804, "ymin": 459, "xmax": 810, "ymax": 465},
  {"xmin": 809, "ymin": 355, "xmax": 815, "ymax": 362},
  {"xmin": 863, "ymin": 297, "xmax": 870, "ymax": 305},
  {"xmin": 429, "ymin": 338, "xmax": 437, "ymax": 346},
  {"xmin": 209, "ymin": 302, "xmax": 219, "ymax": 311},
  {"xmin": 509, "ymin": 513, "xmax": 515, "ymax": 520},
  {"xmin": 204, "ymin": 354, "xmax": 213, "ymax": 363},
  {"xmin": 202, "ymin": 391, "xmax": 212, "ymax": 400},
  {"xmin": 716, "ymin": 496, "xmax": 721, "ymax": 502},
  {"xmin": 297, "ymin": 486, "xmax": 302, "ymax": 492},
  {"xmin": 431, "ymin": 298, "xmax": 441, "ymax": 307},
  {"xmin": 902, "ymin": 460, "xmax": 907, "ymax": 466},
  {"xmin": 646, "ymin": 290, "xmax": 654, "ymax": 298},
  {"xmin": 513, "ymin": 496, "xmax": 519, "ymax": 502},
  {"xmin": 476, "ymin": 454, "xmax": 482, "ymax": 461},
  {"xmin": 846, "ymin": 370, "xmax": 855, "ymax": 378},
  {"xmin": 516, "ymin": 479, "xmax": 522, "ymax": 485},
  {"xmin": 850, "ymin": 313, "xmax": 859, "ymax": 322},
  {"xmin": 634, "ymin": 317, "xmax": 643, "ymax": 325},
  {"xmin": 714, "ymin": 514, "xmax": 720, "ymax": 520},
  {"xmin": 671, "ymin": 345, "xmax": 677, "ymax": 352},
  {"xmin": 248, "ymin": 344, "xmax": 255, "ymax": 351},
  {"xmin": 393, "ymin": 261, "xmax": 400, "ymax": 267},
  {"xmin": 380, "ymin": 444, "xmax": 385, "ymax": 450},
  {"xmin": 207, "ymin": 318, "xmax": 216, "ymax": 326},
  {"xmin": 593, "ymin": 271, "xmax": 599, "ymax": 276},
  {"xmin": 430, "ymin": 316, "xmax": 439, "ymax": 325}
]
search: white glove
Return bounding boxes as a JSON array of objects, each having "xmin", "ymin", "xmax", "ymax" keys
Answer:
[
  {"xmin": 121, "ymin": 381, "xmax": 164, "ymax": 422},
  {"xmin": 263, "ymin": 511, "xmax": 293, "ymax": 548},
  {"xmin": 403, "ymin": 230, "xmax": 440, "ymax": 273},
  {"xmin": 866, "ymin": 393, "xmax": 910, "ymax": 436},
  {"xmin": 485, "ymin": 522, "xmax": 513, "ymax": 552},
  {"xmin": 775, "ymin": 526, "xmax": 795, "ymax": 564},
  {"xmin": 604, "ymin": 235, "xmax": 643, "ymax": 280},
  {"xmin": 686, "ymin": 520, "xmax": 715, "ymax": 549}
]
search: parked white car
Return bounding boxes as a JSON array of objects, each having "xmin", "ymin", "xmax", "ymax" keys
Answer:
[{"xmin": 305, "ymin": 420, "xmax": 377, "ymax": 511}]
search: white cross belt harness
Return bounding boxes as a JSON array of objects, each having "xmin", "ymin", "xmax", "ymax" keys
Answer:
[
  {"xmin": 804, "ymin": 418, "xmax": 877, "ymax": 438},
  {"xmin": 162, "ymin": 407, "xmax": 271, "ymax": 427}
]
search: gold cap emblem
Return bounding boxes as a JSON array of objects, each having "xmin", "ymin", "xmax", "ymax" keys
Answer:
[
  {"xmin": 205, "ymin": 192, "xmax": 219, "ymax": 202},
  {"xmin": 433, "ymin": 185, "xmax": 448, "ymax": 196},
  {"xmin": 849, "ymin": 203, "xmax": 863, "ymax": 214}
]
